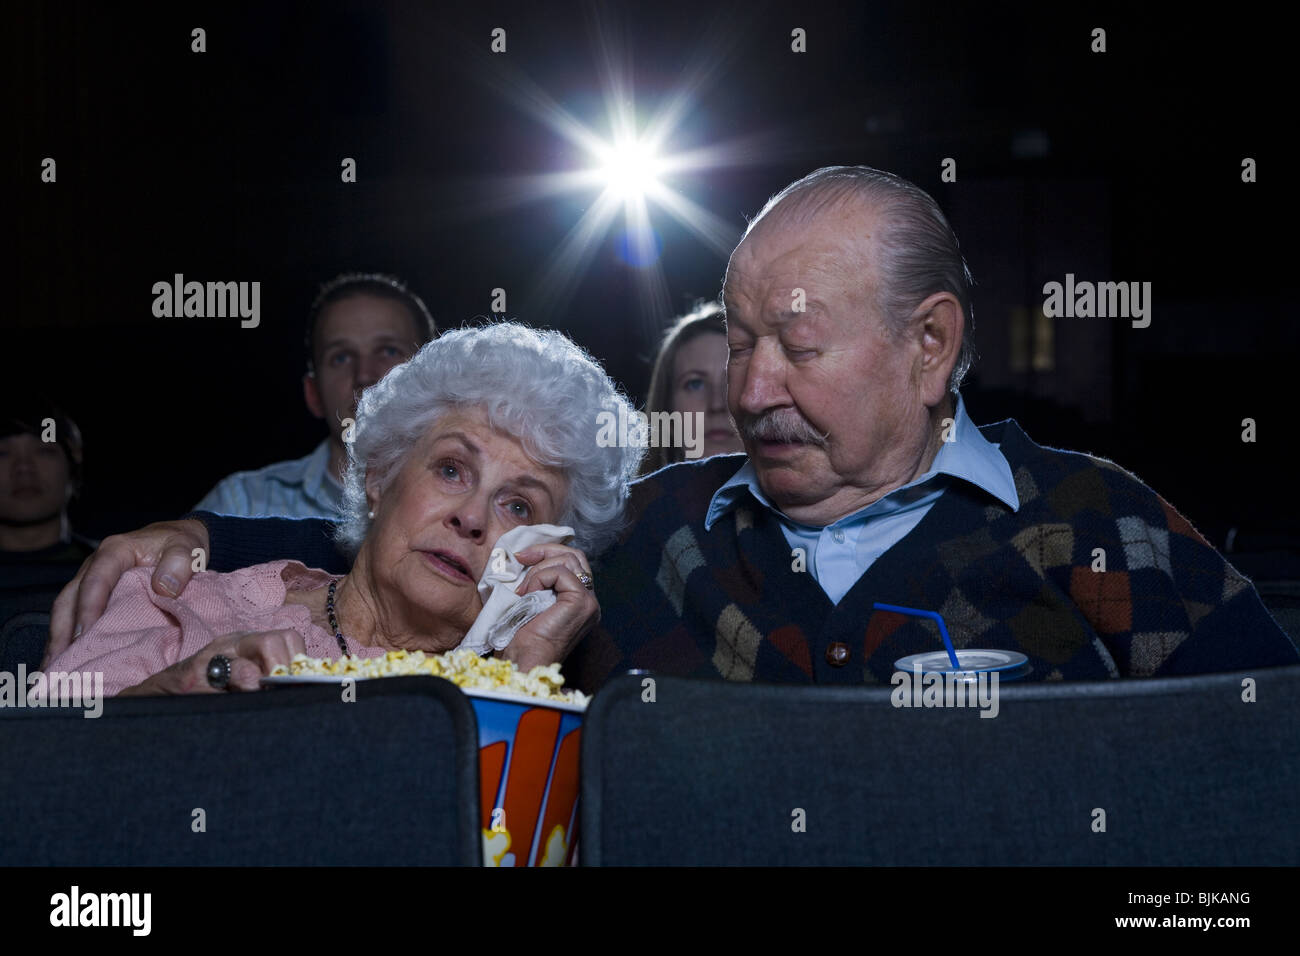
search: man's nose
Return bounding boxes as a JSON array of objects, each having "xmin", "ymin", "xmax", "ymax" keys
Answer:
[
  {"xmin": 737, "ymin": 339, "xmax": 788, "ymax": 414},
  {"xmin": 356, "ymin": 356, "xmax": 383, "ymax": 389}
]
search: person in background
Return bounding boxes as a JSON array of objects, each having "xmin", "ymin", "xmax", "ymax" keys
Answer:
[
  {"xmin": 194, "ymin": 273, "xmax": 437, "ymax": 519},
  {"xmin": 640, "ymin": 301, "xmax": 744, "ymax": 476},
  {"xmin": 1, "ymin": 397, "xmax": 97, "ymax": 669},
  {"xmin": 0, "ymin": 399, "xmax": 94, "ymax": 567}
]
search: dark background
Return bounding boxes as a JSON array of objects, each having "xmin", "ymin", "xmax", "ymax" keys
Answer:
[{"xmin": 8, "ymin": 0, "xmax": 1292, "ymax": 546}]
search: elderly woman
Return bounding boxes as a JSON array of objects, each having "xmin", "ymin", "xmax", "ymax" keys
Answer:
[{"xmin": 42, "ymin": 323, "xmax": 643, "ymax": 696}]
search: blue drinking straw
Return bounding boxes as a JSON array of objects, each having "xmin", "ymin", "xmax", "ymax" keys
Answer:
[{"xmin": 873, "ymin": 602, "xmax": 961, "ymax": 669}]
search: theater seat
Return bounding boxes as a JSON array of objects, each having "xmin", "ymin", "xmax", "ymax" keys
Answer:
[
  {"xmin": 580, "ymin": 666, "xmax": 1300, "ymax": 865},
  {"xmin": 0, "ymin": 677, "xmax": 481, "ymax": 865}
]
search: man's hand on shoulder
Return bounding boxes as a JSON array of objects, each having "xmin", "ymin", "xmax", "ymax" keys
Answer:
[{"xmin": 44, "ymin": 518, "xmax": 211, "ymax": 668}]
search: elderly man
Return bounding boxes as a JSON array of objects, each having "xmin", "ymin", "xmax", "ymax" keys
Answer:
[
  {"xmin": 43, "ymin": 167, "xmax": 1298, "ymax": 685},
  {"xmin": 564, "ymin": 167, "xmax": 1297, "ymax": 686}
]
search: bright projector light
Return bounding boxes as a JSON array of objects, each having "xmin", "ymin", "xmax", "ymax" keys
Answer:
[{"xmin": 598, "ymin": 138, "xmax": 661, "ymax": 199}]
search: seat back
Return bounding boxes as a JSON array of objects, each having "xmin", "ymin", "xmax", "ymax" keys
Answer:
[
  {"xmin": 0, "ymin": 676, "xmax": 481, "ymax": 865},
  {"xmin": 580, "ymin": 667, "xmax": 1300, "ymax": 865}
]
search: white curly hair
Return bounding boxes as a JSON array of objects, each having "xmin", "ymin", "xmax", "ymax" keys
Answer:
[{"xmin": 335, "ymin": 321, "xmax": 644, "ymax": 557}]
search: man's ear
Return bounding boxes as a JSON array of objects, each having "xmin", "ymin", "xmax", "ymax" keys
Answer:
[
  {"xmin": 303, "ymin": 372, "xmax": 325, "ymax": 420},
  {"xmin": 912, "ymin": 292, "xmax": 962, "ymax": 407}
]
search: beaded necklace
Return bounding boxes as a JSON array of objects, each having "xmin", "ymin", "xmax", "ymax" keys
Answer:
[{"xmin": 325, "ymin": 579, "xmax": 350, "ymax": 656}]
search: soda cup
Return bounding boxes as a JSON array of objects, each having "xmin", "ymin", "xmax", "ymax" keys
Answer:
[{"xmin": 894, "ymin": 649, "xmax": 1030, "ymax": 682}]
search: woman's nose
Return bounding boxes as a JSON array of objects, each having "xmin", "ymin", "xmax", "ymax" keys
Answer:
[{"xmin": 447, "ymin": 497, "xmax": 488, "ymax": 539}]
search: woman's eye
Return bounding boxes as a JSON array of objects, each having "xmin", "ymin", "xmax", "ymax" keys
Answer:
[
  {"xmin": 328, "ymin": 352, "xmax": 352, "ymax": 367},
  {"xmin": 439, "ymin": 463, "xmax": 461, "ymax": 481},
  {"xmin": 682, "ymin": 377, "xmax": 705, "ymax": 391},
  {"xmin": 507, "ymin": 500, "xmax": 530, "ymax": 519}
]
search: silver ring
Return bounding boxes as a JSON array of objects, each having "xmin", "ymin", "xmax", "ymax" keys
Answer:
[
  {"xmin": 206, "ymin": 654, "xmax": 232, "ymax": 689},
  {"xmin": 577, "ymin": 571, "xmax": 594, "ymax": 591}
]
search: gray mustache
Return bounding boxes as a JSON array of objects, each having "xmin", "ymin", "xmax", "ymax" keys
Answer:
[{"xmin": 739, "ymin": 410, "xmax": 829, "ymax": 446}]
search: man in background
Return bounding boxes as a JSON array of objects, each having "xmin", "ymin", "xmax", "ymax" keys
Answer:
[{"xmin": 195, "ymin": 273, "xmax": 436, "ymax": 518}]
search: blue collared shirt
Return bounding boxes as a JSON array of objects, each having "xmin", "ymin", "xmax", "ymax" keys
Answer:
[
  {"xmin": 193, "ymin": 438, "xmax": 345, "ymax": 519},
  {"xmin": 704, "ymin": 394, "xmax": 1020, "ymax": 604}
]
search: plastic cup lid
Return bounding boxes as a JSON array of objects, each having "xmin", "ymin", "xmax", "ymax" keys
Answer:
[{"xmin": 894, "ymin": 649, "xmax": 1028, "ymax": 677}]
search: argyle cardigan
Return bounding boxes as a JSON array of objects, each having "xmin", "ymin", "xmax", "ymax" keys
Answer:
[{"xmin": 562, "ymin": 419, "xmax": 1299, "ymax": 692}]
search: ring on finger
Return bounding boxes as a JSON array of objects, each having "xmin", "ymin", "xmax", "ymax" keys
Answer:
[{"xmin": 206, "ymin": 654, "xmax": 233, "ymax": 689}]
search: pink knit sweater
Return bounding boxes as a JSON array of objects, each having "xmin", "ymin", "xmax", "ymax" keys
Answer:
[{"xmin": 44, "ymin": 561, "xmax": 386, "ymax": 696}]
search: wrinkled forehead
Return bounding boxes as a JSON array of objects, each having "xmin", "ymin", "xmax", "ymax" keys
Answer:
[{"xmin": 724, "ymin": 211, "xmax": 881, "ymax": 316}]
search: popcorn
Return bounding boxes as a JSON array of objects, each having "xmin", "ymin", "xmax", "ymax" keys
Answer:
[{"xmin": 269, "ymin": 647, "xmax": 588, "ymax": 708}]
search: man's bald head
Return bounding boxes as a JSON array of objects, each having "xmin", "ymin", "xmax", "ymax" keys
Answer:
[
  {"xmin": 736, "ymin": 166, "xmax": 976, "ymax": 393},
  {"xmin": 721, "ymin": 166, "xmax": 971, "ymax": 524}
]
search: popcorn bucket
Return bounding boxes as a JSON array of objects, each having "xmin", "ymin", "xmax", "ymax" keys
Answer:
[{"xmin": 466, "ymin": 689, "xmax": 583, "ymax": 867}]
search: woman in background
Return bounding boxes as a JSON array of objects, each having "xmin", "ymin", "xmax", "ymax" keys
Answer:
[{"xmin": 640, "ymin": 302, "xmax": 744, "ymax": 476}]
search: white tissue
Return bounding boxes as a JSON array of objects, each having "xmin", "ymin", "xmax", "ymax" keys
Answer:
[{"xmin": 456, "ymin": 523, "xmax": 576, "ymax": 656}]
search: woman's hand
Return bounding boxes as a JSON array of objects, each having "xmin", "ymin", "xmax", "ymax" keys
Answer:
[
  {"xmin": 118, "ymin": 629, "xmax": 307, "ymax": 696},
  {"xmin": 500, "ymin": 544, "xmax": 598, "ymax": 672}
]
